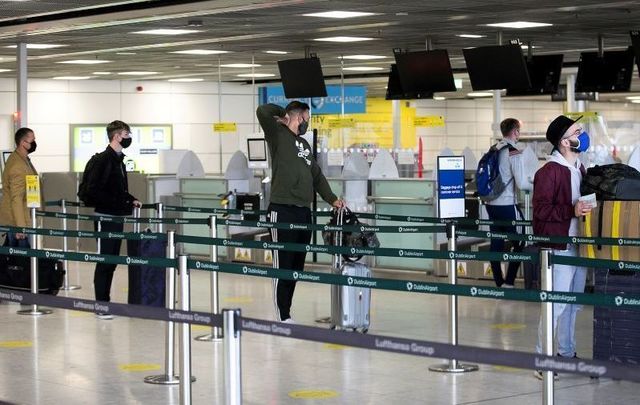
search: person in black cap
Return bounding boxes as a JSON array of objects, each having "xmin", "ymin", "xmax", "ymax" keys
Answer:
[{"xmin": 531, "ymin": 115, "xmax": 593, "ymax": 380}]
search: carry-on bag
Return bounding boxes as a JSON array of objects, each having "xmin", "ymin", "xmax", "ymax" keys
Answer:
[
  {"xmin": 0, "ymin": 255, "xmax": 64, "ymax": 295},
  {"xmin": 126, "ymin": 237, "xmax": 167, "ymax": 307},
  {"xmin": 329, "ymin": 207, "xmax": 371, "ymax": 333}
]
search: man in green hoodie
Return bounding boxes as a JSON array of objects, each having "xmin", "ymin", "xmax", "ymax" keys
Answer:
[{"xmin": 257, "ymin": 101, "xmax": 344, "ymax": 323}]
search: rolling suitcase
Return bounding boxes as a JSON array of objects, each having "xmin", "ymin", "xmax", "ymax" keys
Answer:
[
  {"xmin": 329, "ymin": 208, "xmax": 371, "ymax": 333},
  {"xmin": 126, "ymin": 237, "xmax": 167, "ymax": 307},
  {"xmin": 522, "ymin": 244, "xmax": 540, "ymax": 290}
]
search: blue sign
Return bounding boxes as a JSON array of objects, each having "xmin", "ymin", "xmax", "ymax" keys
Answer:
[
  {"xmin": 437, "ymin": 156, "xmax": 466, "ymax": 218},
  {"xmin": 259, "ymin": 85, "xmax": 366, "ymax": 115}
]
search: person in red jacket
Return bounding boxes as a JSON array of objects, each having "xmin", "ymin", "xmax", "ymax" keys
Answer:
[{"xmin": 532, "ymin": 115, "xmax": 593, "ymax": 380}]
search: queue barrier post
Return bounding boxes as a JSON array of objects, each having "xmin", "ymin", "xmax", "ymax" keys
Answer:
[
  {"xmin": 196, "ymin": 215, "xmax": 223, "ymax": 341},
  {"xmin": 178, "ymin": 254, "xmax": 193, "ymax": 405},
  {"xmin": 157, "ymin": 202, "xmax": 164, "ymax": 234},
  {"xmin": 541, "ymin": 248, "xmax": 554, "ymax": 405},
  {"xmin": 17, "ymin": 208, "xmax": 52, "ymax": 316},
  {"xmin": 223, "ymin": 308, "xmax": 242, "ymax": 405},
  {"xmin": 60, "ymin": 199, "xmax": 81, "ymax": 291},
  {"xmin": 144, "ymin": 230, "xmax": 180, "ymax": 385},
  {"xmin": 429, "ymin": 222, "xmax": 477, "ymax": 373}
]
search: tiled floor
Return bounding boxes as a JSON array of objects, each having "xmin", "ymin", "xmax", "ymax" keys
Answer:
[{"xmin": 0, "ymin": 261, "xmax": 638, "ymax": 404}]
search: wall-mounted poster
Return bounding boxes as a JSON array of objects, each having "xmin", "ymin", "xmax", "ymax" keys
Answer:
[{"xmin": 71, "ymin": 124, "xmax": 173, "ymax": 173}]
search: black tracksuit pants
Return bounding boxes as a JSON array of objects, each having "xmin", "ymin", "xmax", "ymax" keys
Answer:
[
  {"xmin": 268, "ymin": 203, "xmax": 312, "ymax": 321},
  {"xmin": 94, "ymin": 220, "xmax": 124, "ymax": 302}
]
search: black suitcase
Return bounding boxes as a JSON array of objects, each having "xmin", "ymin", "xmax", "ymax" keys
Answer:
[
  {"xmin": 522, "ymin": 244, "xmax": 540, "ymax": 290},
  {"xmin": 126, "ymin": 238, "xmax": 167, "ymax": 307},
  {"xmin": 0, "ymin": 255, "xmax": 64, "ymax": 295}
]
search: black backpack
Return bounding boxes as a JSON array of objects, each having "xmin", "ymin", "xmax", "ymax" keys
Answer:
[
  {"xmin": 77, "ymin": 152, "xmax": 110, "ymax": 207},
  {"xmin": 322, "ymin": 207, "xmax": 380, "ymax": 262},
  {"xmin": 580, "ymin": 163, "xmax": 640, "ymax": 200}
]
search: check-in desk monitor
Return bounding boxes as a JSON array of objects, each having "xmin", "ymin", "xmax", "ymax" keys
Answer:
[{"xmin": 247, "ymin": 138, "xmax": 268, "ymax": 169}]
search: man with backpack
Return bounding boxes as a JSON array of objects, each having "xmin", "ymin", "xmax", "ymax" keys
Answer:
[
  {"xmin": 79, "ymin": 120, "xmax": 140, "ymax": 319},
  {"xmin": 478, "ymin": 118, "xmax": 531, "ymax": 287}
]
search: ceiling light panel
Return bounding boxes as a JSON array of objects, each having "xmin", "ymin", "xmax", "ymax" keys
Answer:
[
  {"xmin": 117, "ymin": 71, "xmax": 159, "ymax": 75},
  {"xmin": 220, "ymin": 63, "xmax": 261, "ymax": 68},
  {"xmin": 168, "ymin": 78, "xmax": 204, "ymax": 82},
  {"xmin": 171, "ymin": 49, "xmax": 229, "ymax": 55},
  {"xmin": 314, "ymin": 36, "xmax": 374, "ymax": 42},
  {"xmin": 133, "ymin": 29, "xmax": 200, "ymax": 35},
  {"xmin": 457, "ymin": 34, "xmax": 486, "ymax": 38},
  {"xmin": 6, "ymin": 44, "xmax": 65, "ymax": 49},
  {"xmin": 53, "ymin": 76, "xmax": 91, "ymax": 80},
  {"xmin": 343, "ymin": 66, "xmax": 384, "ymax": 71},
  {"xmin": 57, "ymin": 60, "xmax": 111, "ymax": 65},
  {"xmin": 486, "ymin": 21, "xmax": 552, "ymax": 29},
  {"xmin": 342, "ymin": 55, "xmax": 387, "ymax": 60},
  {"xmin": 237, "ymin": 73, "xmax": 275, "ymax": 78},
  {"xmin": 264, "ymin": 50, "xmax": 289, "ymax": 55},
  {"xmin": 303, "ymin": 11, "xmax": 375, "ymax": 19}
]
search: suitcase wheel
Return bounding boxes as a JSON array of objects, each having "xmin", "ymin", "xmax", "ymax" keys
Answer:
[
  {"xmin": 329, "ymin": 325, "xmax": 336, "ymax": 330},
  {"xmin": 361, "ymin": 328, "xmax": 368, "ymax": 334}
]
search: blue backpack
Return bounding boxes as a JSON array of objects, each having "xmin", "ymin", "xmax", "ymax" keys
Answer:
[{"xmin": 476, "ymin": 144, "xmax": 512, "ymax": 202}]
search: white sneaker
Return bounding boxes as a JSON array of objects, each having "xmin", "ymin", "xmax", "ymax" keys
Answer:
[
  {"xmin": 534, "ymin": 370, "xmax": 558, "ymax": 380},
  {"xmin": 96, "ymin": 312, "xmax": 114, "ymax": 320},
  {"xmin": 282, "ymin": 318, "xmax": 296, "ymax": 324},
  {"xmin": 502, "ymin": 284, "xmax": 515, "ymax": 289}
]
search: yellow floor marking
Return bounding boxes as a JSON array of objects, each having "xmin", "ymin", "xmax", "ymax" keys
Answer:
[
  {"xmin": 119, "ymin": 363, "xmax": 161, "ymax": 372},
  {"xmin": 0, "ymin": 341, "xmax": 33, "ymax": 348},
  {"xmin": 491, "ymin": 323, "xmax": 526, "ymax": 330},
  {"xmin": 323, "ymin": 343, "xmax": 348, "ymax": 350},
  {"xmin": 191, "ymin": 325, "xmax": 211, "ymax": 332},
  {"xmin": 288, "ymin": 390, "xmax": 339, "ymax": 399},
  {"xmin": 494, "ymin": 365, "xmax": 525, "ymax": 372}
]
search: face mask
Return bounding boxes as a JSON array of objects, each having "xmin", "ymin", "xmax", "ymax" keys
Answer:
[
  {"xmin": 26, "ymin": 140, "xmax": 37, "ymax": 154},
  {"xmin": 569, "ymin": 132, "xmax": 590, "ymax": 153},
  {"xmin": 297, "ymin": 118, "xmax": 309, "ymax": 135},
  {"xmin": 120, "ymin": 137, "xmax": 132, "ymax": 149}
]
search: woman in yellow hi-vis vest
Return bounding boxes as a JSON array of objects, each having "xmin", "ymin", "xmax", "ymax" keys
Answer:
[{"xmin": 0, "ymin": 127, "xmax": 41, "ymax": 247}]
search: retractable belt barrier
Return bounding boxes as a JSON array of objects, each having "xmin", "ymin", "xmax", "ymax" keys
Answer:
[
  {"xmin": 457, "ymin": 229, "xmax": 640, "ymax": 249},
  {"xmin": 1, "ymin": 236, "xmax": 639, "ymax": 309},
  {"xmin": 44, "ymin": 200, "xmax": 157, "ymax": 210},
  {"xmin": 0, "ymin": 225, "xmax": 166, "ymax": 241},
  {"xmin": 0, "ymin": 286, "xmax": 637, "ymax": 383},
  {"xmin": 43, "ymin": 201, "xmax": 533, "ymax": 228},
  {"xmin": 36, "ymin": 210, "xmax": 209, "ymax": 225}
]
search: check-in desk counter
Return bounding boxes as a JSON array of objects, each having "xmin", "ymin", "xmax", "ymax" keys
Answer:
[
  {"xmin": 369, "ymin": 179, "xmax": 436, "ymax": 272},
  {"xmin": 308, "ymin": 178, "xmax": 344, "ymax": 265},
  {"xmin": 172, "ymin": 177, "xmax": 228, "ymax": 257}
]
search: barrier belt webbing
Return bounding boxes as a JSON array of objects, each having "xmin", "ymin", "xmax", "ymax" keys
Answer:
[
  {"xmin": 36, "ymin": 210, "xmax": 209, "ymax": 225},
  {"xmin": 1, "ymin": 287, "xmax": 636, "ymax": 382},
  {"xmin": 175, "ymin": 234, "xmax": 536, "ymax": 262},
  {"xmin": 456, "ymin": 229, "xmax": 640, "ymax": 248},
  {"xmin": 220, "ymin": 218, "xmax": 446, "ymax": 234},
  {"xmin": 187, "ymin": 258, "xmax": 640, "ymax": 310},
  {"xmin": 0, "ymin": 225, "xmax": 166, "ymax": 241},
  {"xmin": 0, "ymin": 246, "xmax": 175, "ymax": 268},
  {"xmin": 1, "ymin": 245, "xmax": 638, "ymax": 309},
  {"xmin": 44, "ymin": 200, "xmax": 157, "ymax": 210}
]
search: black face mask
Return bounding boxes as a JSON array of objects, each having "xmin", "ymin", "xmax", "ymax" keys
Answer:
[
  {"xmin": 26, "ymin": 140, "xmax": 37, "ymax": 154},
  {"xmin": 297, "ymin": 119, "xmax": 309, "ymax": 135},
  {"xmin": 120, "ymin": 137, "xmax": 132, "ymax": 149}
]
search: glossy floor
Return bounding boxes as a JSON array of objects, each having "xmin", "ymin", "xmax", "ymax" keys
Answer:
[{"xmin": 0, "ymin": 262, "xmax": 638, "ymax": 405}]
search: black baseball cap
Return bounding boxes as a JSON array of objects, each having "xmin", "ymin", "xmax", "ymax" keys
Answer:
[{"xmin": 546, "ymin": 115, "xmax": 582, "ymax": 147}]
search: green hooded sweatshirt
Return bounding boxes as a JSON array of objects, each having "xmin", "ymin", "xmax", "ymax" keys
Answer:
[{"xmin": 256, "ymin": 103, "xmax": 337, "ymax": 208}]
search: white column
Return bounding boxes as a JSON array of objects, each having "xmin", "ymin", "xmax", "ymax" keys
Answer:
[
  {"xmin": 566, "ymin": 74, "xmax": 577, "ymax": 113},
  {"xmin": 17, "ymin": 42, "xmax": 27, "ymax": 128}
]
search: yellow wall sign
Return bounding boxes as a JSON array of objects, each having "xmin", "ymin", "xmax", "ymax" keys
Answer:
[
  {"xmin": 25, "ymin": 175, "xmax": 41, "ymax": 208},
  {"xmin": 213, "ymin": 122, "xmax": 237, "ymax": 132},
  {"xmin": 414, "ymin": 115, "xmax": 445, "ymax": 127},
  {"xmin": 327, "ymin": 117, "xmax": 356, "ymax": 129}
]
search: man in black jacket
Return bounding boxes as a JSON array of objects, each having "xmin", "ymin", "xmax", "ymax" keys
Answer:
[{"xmin": 88, "ymin": 120, "xmax": 140, "ymax": 319}]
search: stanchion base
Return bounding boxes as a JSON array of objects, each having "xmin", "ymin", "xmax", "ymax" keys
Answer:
[
  {"xmin": 61, "ymin": 285, "xmax": 81, "ymax": 291},
  {"xmin": 144, "ymin": 375, "xmax": 196, "ymax": 384},
  {"xmin": 144, "ymin": 375, "xmax": 180, "ymax": 385},
  {"xmin": 17, "ymin": 309, "xmax": 53, "ymax": 316},
  {"xmin": 195, "ymin": 333, "xmax": 223, "ymax": 342},
  {"xmin": 429, "ymin": 363, "xmax": 479, "ymax": 373},
  {"xmin": 315, "ymin": 316, "xmax": 331, "ymax": 324}
]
